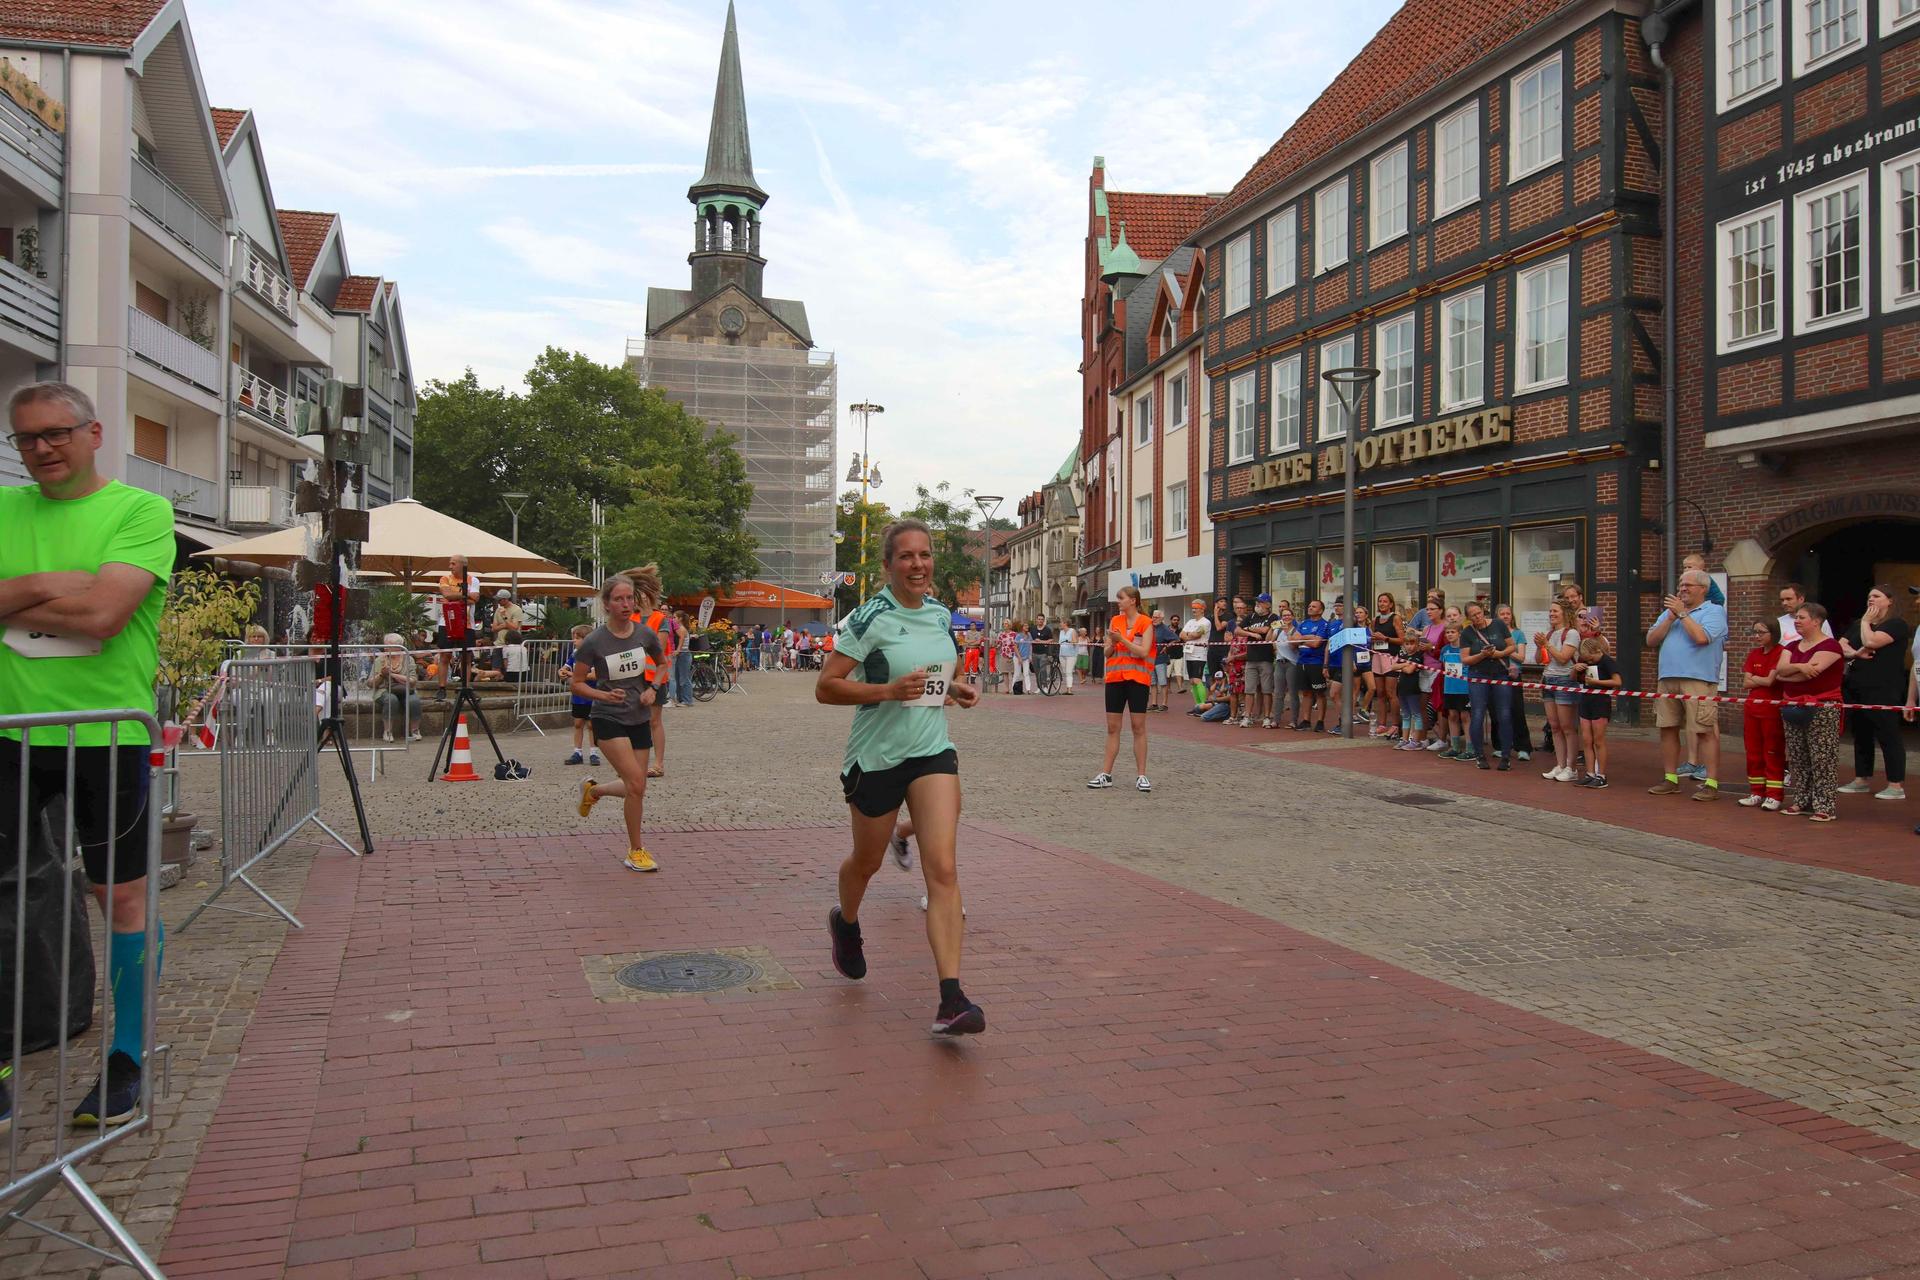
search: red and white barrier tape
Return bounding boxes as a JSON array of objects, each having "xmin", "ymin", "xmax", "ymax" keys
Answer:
[{"xmin": 1455, "ymin": 672, "xmax": 1906, "ymax": 713}]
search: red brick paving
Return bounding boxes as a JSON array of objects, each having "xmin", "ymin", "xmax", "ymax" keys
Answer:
[
  {"xmin": 153, "ymin": 821, "xmax": 1920, "ymax": 1278},
  {"xmin": 996, "ymin": 689, "xmax": 1920, "ymax": 887}
]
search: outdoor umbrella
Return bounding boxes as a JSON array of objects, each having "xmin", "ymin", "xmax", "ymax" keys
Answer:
[{"xmin": 192, "ymin": 498, "xmax": 570, "ymax": 585}]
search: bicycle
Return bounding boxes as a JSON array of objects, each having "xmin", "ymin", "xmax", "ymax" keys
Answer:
[
  {"xmin": 689, "ymin": 652, "xmax": 731, "ymax": 701},
  {"xmin": 1033, "ymin": 653, "xmax": 1062, "ymax": 697}
]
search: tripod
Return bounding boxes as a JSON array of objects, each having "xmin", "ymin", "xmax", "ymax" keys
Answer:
[
  {"xmin": 426, "ymin": 618, "xmax": 511, "ymax": 780},
  {"xmin": 318, "ymin": 548, "xmax": 374, "ymax": 855}
]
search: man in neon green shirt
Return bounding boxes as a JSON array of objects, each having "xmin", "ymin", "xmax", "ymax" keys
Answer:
[{"xmin": 1, "ymin": 381, "xmax": 175, "ymax": 1130}]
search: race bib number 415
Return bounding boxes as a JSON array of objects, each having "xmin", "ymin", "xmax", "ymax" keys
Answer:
[
  {"xmin": 908, "ymin": 663, "xmax": 950, "ymax": 708},
  {"xmin": 606, "ymin": 645, "xmax": 652, "ymax": 681}
]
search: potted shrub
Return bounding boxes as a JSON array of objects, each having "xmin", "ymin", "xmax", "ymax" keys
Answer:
[{"xmin": 155, "ymin": 569, "xmax": 260, "ymax": 864}]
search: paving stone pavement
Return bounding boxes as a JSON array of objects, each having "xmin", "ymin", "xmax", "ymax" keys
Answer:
[{"xmin": 6, "ymin": 671, "xmax": 1920, "ymax": 1275}]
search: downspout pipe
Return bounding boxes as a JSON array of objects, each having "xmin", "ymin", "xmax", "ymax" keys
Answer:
[
  {"xmin": 57, "ymin": 47, "xmax": 70, "ymax": 379},
  {"xmin": 1642, "ymin": 2, "xmax": 1697, "ymax": 592}
]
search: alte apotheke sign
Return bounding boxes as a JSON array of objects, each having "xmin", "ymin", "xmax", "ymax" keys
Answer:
[{"xmin": 1250, "ymin": 405, "xmax": 1514, "ymax": 493}]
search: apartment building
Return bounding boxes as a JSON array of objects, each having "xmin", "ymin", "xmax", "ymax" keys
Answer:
[
  {"xmin": 1005, "ymin": 447, "xmax": 1084, "ymax": 626},
  {"xmin": 0, "ymin": 1, "xmax": 415, "ymax": 550}
]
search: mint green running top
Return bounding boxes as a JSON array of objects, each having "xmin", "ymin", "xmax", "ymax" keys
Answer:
[{"xmin": 832, "ymin": 587, "xmax": 958, "ymax": 774}]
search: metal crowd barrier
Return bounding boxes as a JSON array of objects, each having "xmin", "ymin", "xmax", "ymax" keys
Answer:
[
  {"xmin": 512, "ymin": 640, "xmax": 571, "ymax": 733},
  {"xmin": 212, "ymin": 642, "xmax": 422, "ymax": 777},
  {"xmin": 1, "ymin": 709, "xmax": 168, "ymax": 1279},
  {"xmin": 179, "ymin": 655, "xmax": 356, "ymax": 933}
]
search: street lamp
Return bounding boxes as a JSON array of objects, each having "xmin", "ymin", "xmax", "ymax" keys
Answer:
[
  {"xmin": 1320, "ymin": 366, "xmax": 1379, "ymax": 740},
  {"xmin": 974, "ymin": 494, "xmax": 1002, "ymax": 638},
  {"xmin": 502, "ymin": 491, "xmax": 530, "ymax": 602},
  {"xmin": 848, "ymin": 401, "xmax": 885, "ymax": 602}
]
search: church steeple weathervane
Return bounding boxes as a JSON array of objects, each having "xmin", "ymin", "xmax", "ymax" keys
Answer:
[{"xmin": 688, "ymin": 1, "xmax": 769, "ymax": 300}]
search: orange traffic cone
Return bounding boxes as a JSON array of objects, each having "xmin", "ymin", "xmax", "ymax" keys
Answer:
[{"xmin": 440, "ymin": 715, "xmax": 480, "ymax": 782}]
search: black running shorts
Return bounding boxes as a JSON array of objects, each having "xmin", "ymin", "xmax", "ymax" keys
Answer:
[
  {"xmin": 591, "ymin": 718, "xmax": 654, "ymax": 752},
  {"xmin": 0, "ymin": 739, "xmax": 151, "ymax": 886},
  {"xmin": 1104, "ymin": 681, "xmax": 1149, "ymax": 715},
  {"xmin": 840, "ymin": 748, "xmax": 959, "ymax": 819},
  {"xmin": 1299, "ymin": 664, "xmax": 1328, "ymax": 692}
]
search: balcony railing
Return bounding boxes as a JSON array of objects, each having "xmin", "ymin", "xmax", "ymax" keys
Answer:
[
  {"xmin": 128, "ymin": 306, "xmax": 221, "ymax": 395},
  {"xmin": 228, "ymin": 484, "xmax": 294, "ymax": 527},
  {"xmin": 235, "ymin": 369, "xmax": 291, "ymax": 430},
  {"xmin": 125, "ymin": 454, "xmax": 218, "ymax": 520},
  {"xmin": 0, "ymin": 257, "xmax": 58, "ymax": 349},
  {"xmin": 239, "ymin": 240, "xmax": 296, "ymax": 321},
  {"xmin": 0, "ymin": 92, "xmax": 62, "ymax": 187},
  {"xmin": 130, "ymin": 153, "xmax": 225, "ymax": 269}
]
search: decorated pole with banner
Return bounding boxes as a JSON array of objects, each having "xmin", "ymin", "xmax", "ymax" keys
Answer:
[{"xmin": 697, "ymin": 595, "xmax": 716, "ymax": 630}]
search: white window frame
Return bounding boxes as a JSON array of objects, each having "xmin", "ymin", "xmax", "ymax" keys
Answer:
[
  {"xmin": 1720, "ymin": 0, "xmax": 1781, "ymax": 110},
  {"xmin": 1440, "ymin": 287, "xmax": 1486, "ymax": 412},
  {"xmin": 1266, "ymin": 207, "xmax": 1297, "ymax": 294},
  {"xmin": 1510, "ymin": 55, "xmax": 1564, "ymax": 182},
  {"xmin": 1515, "ymin": 257, "xmax": 1571, "ymax": 394},
  {"xmin": 1316, "ymin": 177, "xmax": 1350, "ymax": 275},
  {"xmin": 1161, "ymin": 312, "xmax": 1177, "ymax": 352},
  {"xmin": 1886, "ymin": 150, "xmax": 1920, "ymax": 312},
  {"xmin": 1376, "ymin": 314, "xmax": 1416, "ymax": 426},
  {"xmin": 1228, "ymin": 371, "xmax": 1257, "ymax": 463},
  {"xmin": 1133, "ymin": 390, "xmax": 1154, "ymax": 448},
  {"xmin": 1318, "ymin": 334, "xmax": 1356, "ymax": 441},
  {"xmin": 1168, "ymin": 371, "xmax": 1189, "ymax": 431},
  {"xmin": 1796, "ymin": 0, "xmax": 1863, "ymax": 75},
  {"xmin": 1886, "ymin": 0, "xmax": 1920, "ymax": 36},
  {"xmin": 1134, "ymin": 493, "xmax": 1154, "ymax": 545},
  {"xmin": 1166, "ymin": 482, "xmax": 1188, "ymax": 538},
  {"xmin": 1370, "ymin": 144, "xmax": 1408, "ymax": 248},
  {"xmin": 1716, "ymin": 204, "xmax": 1783, "ymax": 352},
  {"xmin": 1270, "ymin": 355, "xmax": 1302, "ymax": 454},
  {"xmin": 1225, "ymin": 232, "xmax": 1252, "ymax": 315},
  {"xmin": 1435, "ymin": 102, "xmax": 1480, "ymax": 217},
  {"xmin": 1795, "ymin": 169, "xmax": 1869, "ymax": 333}
]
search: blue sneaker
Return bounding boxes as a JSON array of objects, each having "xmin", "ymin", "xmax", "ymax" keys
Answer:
[
  {"xmin": 72, "ymin": 1051, "xmax": 140, "ymax": 1128},
  {"xmin": 564, "ymin": 750, "xmax": 584, "ymax": 766}
]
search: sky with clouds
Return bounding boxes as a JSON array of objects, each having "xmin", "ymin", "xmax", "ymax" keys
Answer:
[{"xmin": 190, "ymin": 0, "xmax": 1401, "ymax": 510}]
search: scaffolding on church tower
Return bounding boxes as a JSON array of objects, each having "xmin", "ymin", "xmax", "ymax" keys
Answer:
[{"xmin": 626, "ymin": 337, "xmax": 838, "ymax": 590}]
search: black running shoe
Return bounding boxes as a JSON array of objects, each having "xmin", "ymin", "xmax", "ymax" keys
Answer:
[
  {"xmin": 828, "ymin": 906, "xmax": 866, "ymax": 980},
  {"xmin": 73, "ymin": 1051, "xmax": 140, "ymax": 1128},
  {"xmin": 932, "ymin": 998, "xmax": 986, "ymax": 1036}
]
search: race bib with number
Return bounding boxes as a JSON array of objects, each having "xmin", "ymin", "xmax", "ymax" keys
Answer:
[
  {"xmin": 1445, "ymin": 660, "xmax": 1464, "ymax": 679},
  {"xmin": 605, "ymin": 644, "xmax": 654, "ymax": 681},
  {"xmin": 3, "ymin": 628, "xmax": 103, "ymax": 659},
  {"xmin": 908, "ymin": 663, "xmax": 950, "ymax": 708}
]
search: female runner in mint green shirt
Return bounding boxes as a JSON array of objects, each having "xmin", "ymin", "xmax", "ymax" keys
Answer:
[{"xmin": 816, "ymin": 518, "xmax": 985, "ymax": 1036}]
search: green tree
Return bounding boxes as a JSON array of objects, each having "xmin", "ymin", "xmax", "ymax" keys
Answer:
[
  {"xmin": 905, "ymin": 482, "xmax": 984, "ymax": 608},
  {"xmin": 835, "ymin": 487, "xmax": 891, "ymax": 607}
]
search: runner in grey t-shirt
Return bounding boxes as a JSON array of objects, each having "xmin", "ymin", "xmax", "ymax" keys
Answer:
[{"xmin": 569, "ymin": 573, "xmax": 667, "ymax": 873}]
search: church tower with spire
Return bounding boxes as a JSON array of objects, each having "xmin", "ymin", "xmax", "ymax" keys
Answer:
[{"xmin": 629, "ymin": 1, "xmax": 838, "ymax": 598}]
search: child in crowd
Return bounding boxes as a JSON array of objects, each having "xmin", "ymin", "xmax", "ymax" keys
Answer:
[
  {"xmin": 559, "ymin": 623, "xmax": 602, "ymax": 767},
  {"xmin": 1438, "ymin": 624, "xmax": 1470, "ymax": 759},
  {"xmin": 1573, "ymin": 636, "xmax": 1620, "ymax": 788},
  {"xmin": 1224, "ymin": 620, "xmax": 1249, "ymax": 724},
  {"xmin": 1738, "ymin": 618, "xmax": 1786, "ymax": 809},
  {"xmin": 1392, "ymin": 629, "xmax": 1429, "ymax": 751}
]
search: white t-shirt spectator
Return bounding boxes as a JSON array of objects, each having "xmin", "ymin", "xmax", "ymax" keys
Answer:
[
  {"xmin": 1180, "ymin": 615, "xmax": 1210, "ymax": 663},
  {"xmin": 1779, "ymin": 611, "xmax": 1832, "ymax": 641}
]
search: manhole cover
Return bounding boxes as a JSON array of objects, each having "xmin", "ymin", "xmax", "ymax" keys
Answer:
[
  {"xmin": 1382, "ymin": 793, "xmax": 1453, "ymax": 807},
  {"xmin": 615, "ymin": 951, "xmax": 763, "ymax": 994}
]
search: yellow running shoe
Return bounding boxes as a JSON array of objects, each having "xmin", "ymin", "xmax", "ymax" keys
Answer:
[
  {"xmin": 624, "ymin": 848, "xmax": 659, "ymax": 873},
  {"xmin": 578, "ymin": 777, "xmax": 598, "ymax": 818}
]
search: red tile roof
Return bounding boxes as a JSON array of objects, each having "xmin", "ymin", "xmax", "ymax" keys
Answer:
[
  {"xmin": 275, "ymin": 209, "xmax": 336, "ymax": 290},
  {"xmin": 332, "ymin": 275, "xmax": 381, "ymax": 313},
  {"xmin": 210, "ymin": 108, "xmax": 246, "ymax": 149},
  {"xmin": 0, "ymin": 1, "xmax": 165, "ymax": 46},
  {"xmin": 1201, "ymin": 0, "xmax": 1579, "ymax": 234},
  {"xmin": 1105, "ymin": 191, "xmax": 1220, "ymax": 260}
]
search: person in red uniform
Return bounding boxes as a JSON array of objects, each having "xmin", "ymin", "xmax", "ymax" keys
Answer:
[
  {"xmin": 1738, "ymin": 618, "xmax": 1786, "ymax": 810},
  {"xmin": 1774, "ymin": 603, "xmax": 1845, "ymax": 821}
]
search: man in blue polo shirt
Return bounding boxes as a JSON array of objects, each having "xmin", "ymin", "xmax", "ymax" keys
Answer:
[
  {"xmin": 1292, "ymin": 599, "xmax": 1334, "ymax": 732},
  {"xmin": 1645, "ymin": 568, "xmax": 1728, "ymax": 800}
]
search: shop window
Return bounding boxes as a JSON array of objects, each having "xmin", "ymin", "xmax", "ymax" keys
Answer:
[
  {"xmin": 1134, "ymin": 390, "xmax": 1154, "ymax": 447},
  {"xmin": 1267, "ymin": 207, "xmax": 1296, "ymax": 294},
  {"xmin": 1436, "ymin": 102, "xmax": 1479, "ymax": 216},
  {"xmin": 1509, "ymin": 523, "xmax": 1581, "ymax": 642},
  {"xmin": 1883, "ymin": 151, "xmax": 1920, "ymax": 311},
  {"xmin": 1377, "ymin": 314, "xmax": 1415, "ymax": 425},
  {"xmin": 1270, "ymin": 354, "xmax": 1302, "ymax": 452},
  {"xmin": 1166, "ymin": 482, "xmax": 1188, "ymax": 537},
  {"xmin": 1721, "ymin": 0, "xmax": 1780, "ymax": 109},
  {"xmin": 1225, "ymin": 232, "xmax": 1251, "ymax": 315},
  {"xmin": 1315, "ymin": 549, "xmax": 1350, "ymax": 611},
  {"xmin": 1318, "ymin": 334, "xmax": 1356, "ymax": 440},
  {"xmin": 1798, "ymin": 0, "xmax": 1862, "ymax": 74},
  {"xmin": 1267, "ymin": 551, "xmax": 1309, "ymax": 610},
  {"xmin": 1370, "ymin": 144, "xmax": 1407, "ymax": 247},
  {"xmin": 1371, "ymin": 539, "xmax": 1423, "ymax": 611},
  {"xmin": 1719, "ymin": 204, "xmax": 1782, "ymax": 348},
  {"xmin": 1316, "ymin": 178, "xmax": 1350, "ymax": 275},
  {"xmin": 1516, "ymin": 257, "xmax": 1570, "ymax": 392},
  {"xmin": 1510, "ymin": 55, "xmax": 1563, "ymax": 180},
  {"xmin": 1228, "ymin": 372, "xmax": 1256, "ymax": 463},
  {"xmin": 1796, "ymin": 171, "xmax": 1866, "ymax": 331},
  {"xmin": 1441, "ymin": 288, "xmax": 1485, "ymax": 410},
  {"xmin": 1435, "ymin": 532, "xmax": 1493, "ymax": 611}
]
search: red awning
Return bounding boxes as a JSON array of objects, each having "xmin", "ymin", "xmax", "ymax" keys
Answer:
[{"xmin": 668, "ymin": 580, "xmax": 835, "ymax": 610}]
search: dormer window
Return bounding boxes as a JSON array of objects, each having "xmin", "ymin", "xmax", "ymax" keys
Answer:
[{"xmin": 1161, "ymin": 312, "xmax": 1177, "ymax": 352}]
